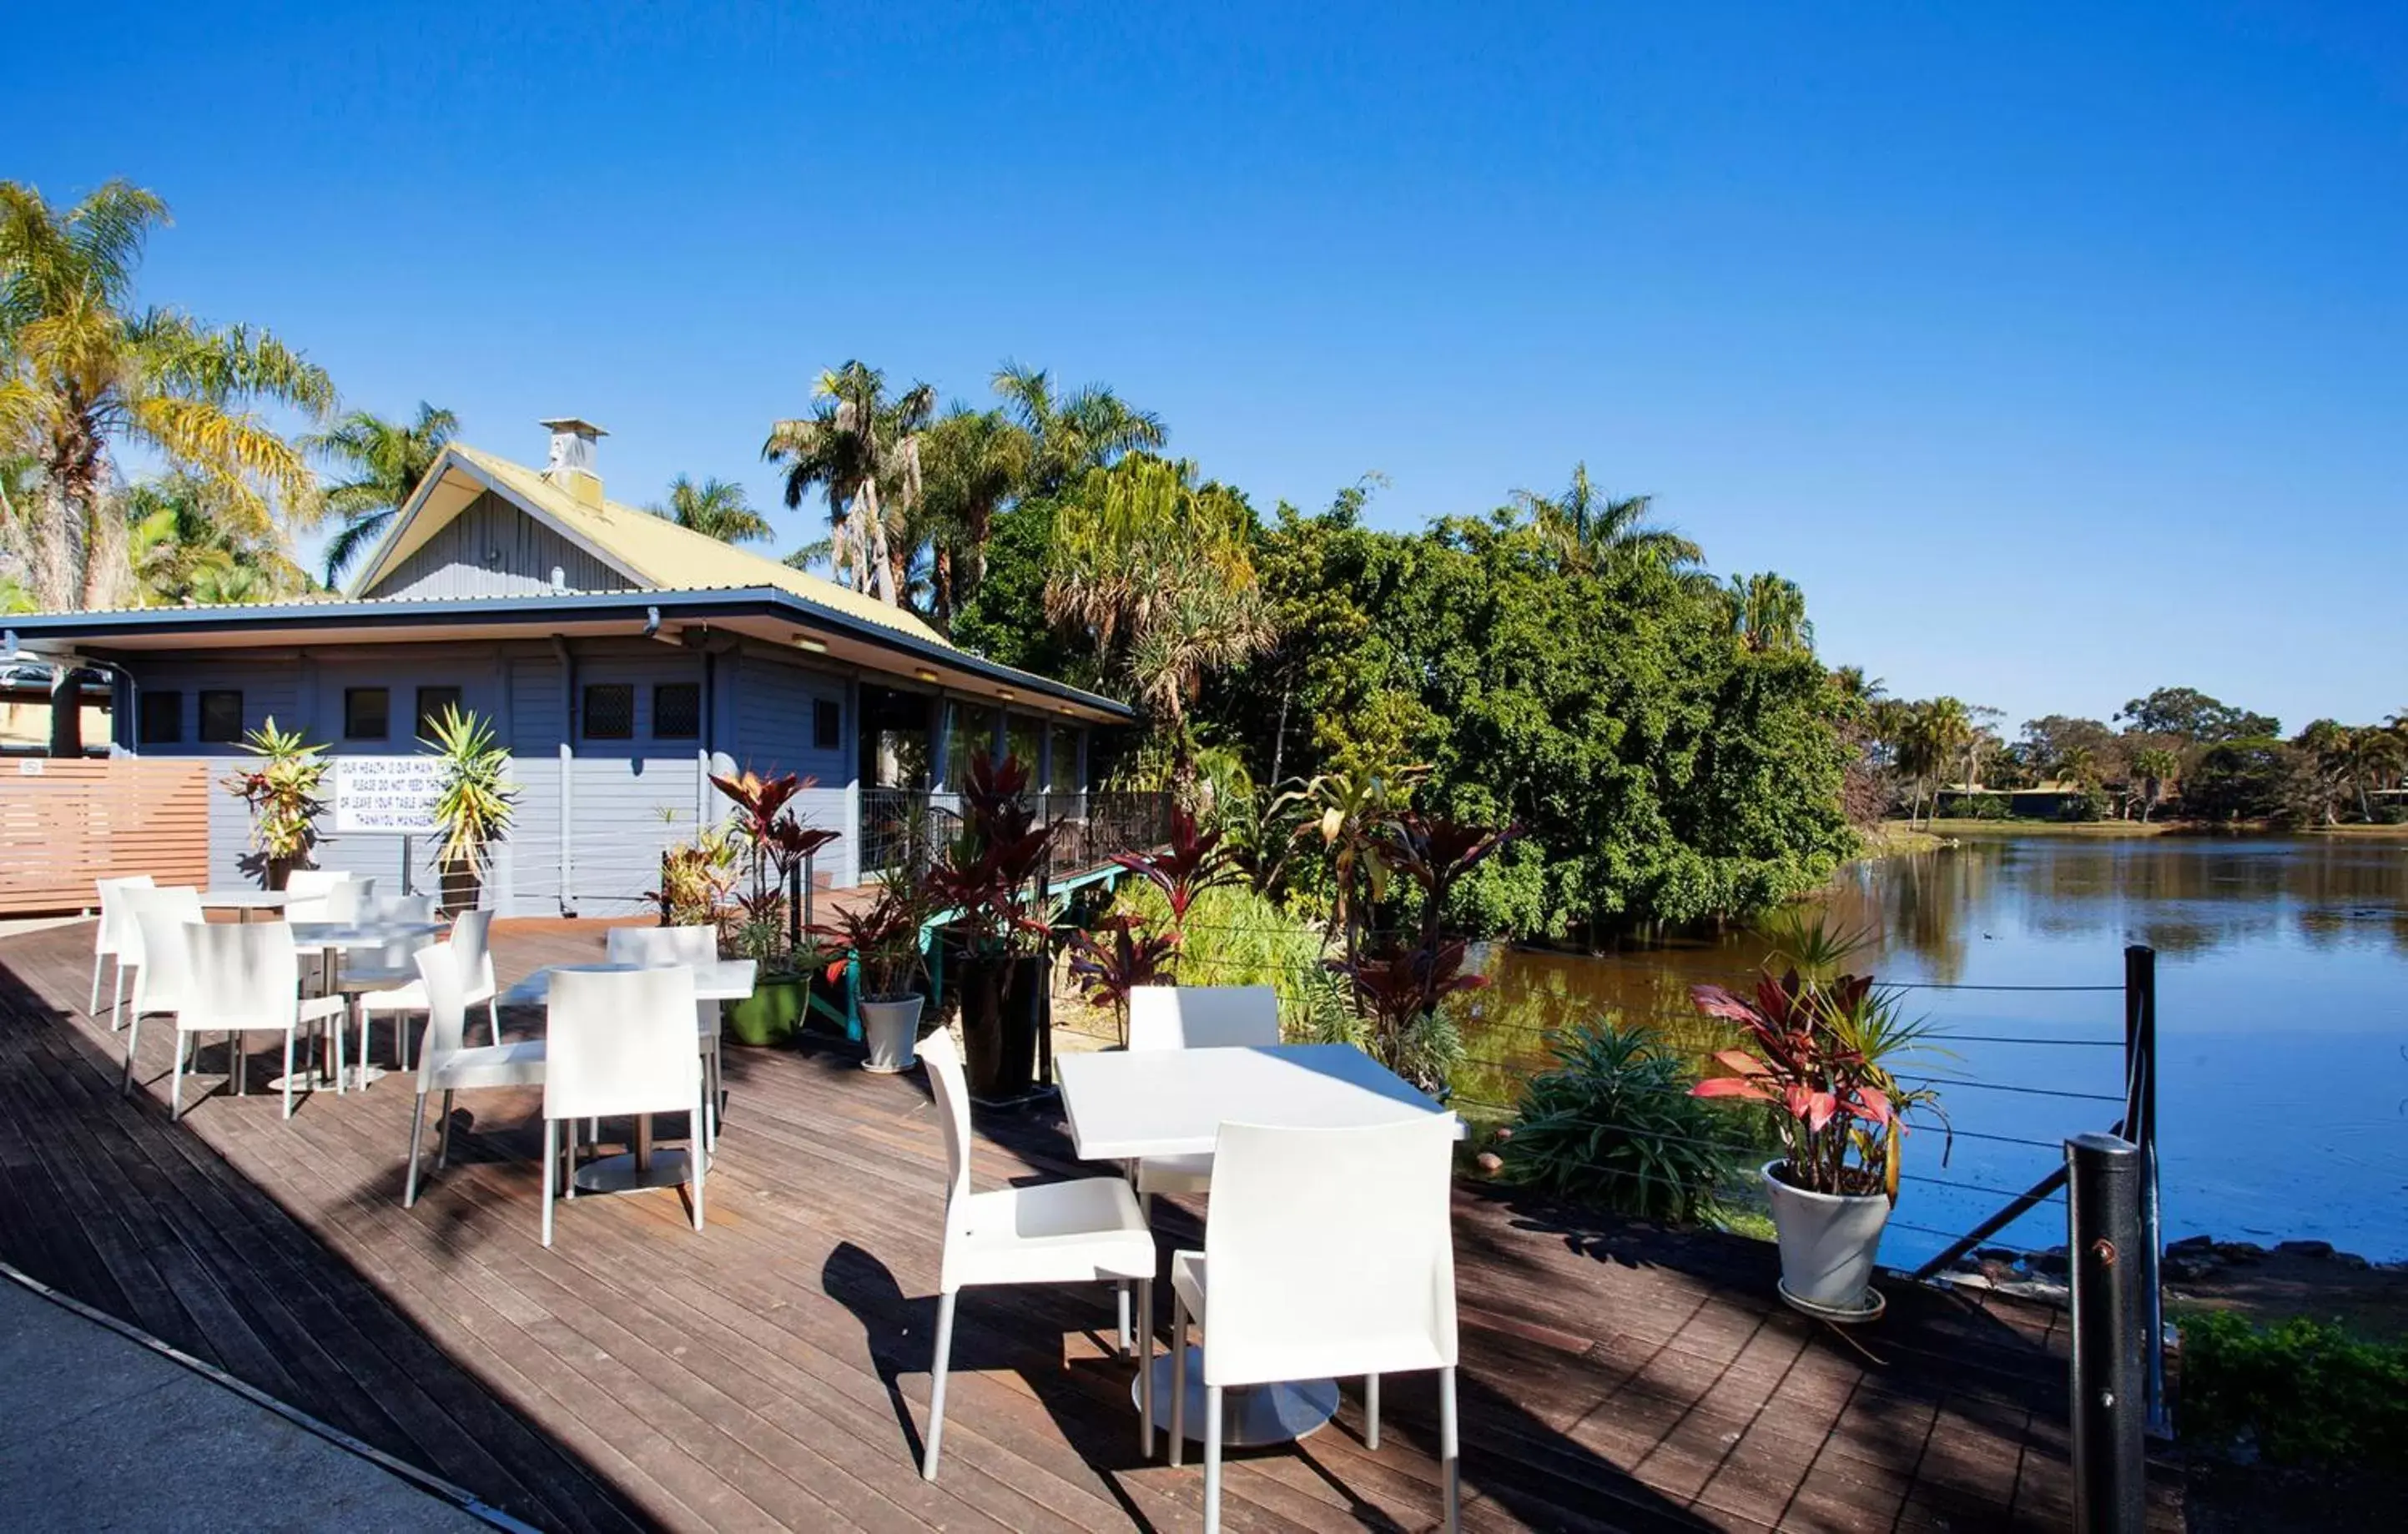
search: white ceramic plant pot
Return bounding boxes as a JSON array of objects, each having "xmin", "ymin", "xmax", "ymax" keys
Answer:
[
  {"xmin": 859, "ymin": 995, "xmax": 924, "ymax": 1074},
  {"xmin": 1761, "ymin": 1159, "xmax": 1890, "ymax": 1310}
]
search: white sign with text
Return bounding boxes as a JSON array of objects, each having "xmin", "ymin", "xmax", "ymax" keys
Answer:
[{"xmin": 332, "ymin": 755, "xmax": 446, "ymax": 835}]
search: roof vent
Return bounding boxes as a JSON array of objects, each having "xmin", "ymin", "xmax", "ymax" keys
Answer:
[{"xmin": 540, "ymin": 417, "xmax": 607, "ymax": 509}]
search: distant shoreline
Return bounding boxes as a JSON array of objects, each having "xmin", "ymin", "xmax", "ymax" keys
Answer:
[{"xmin": 1872, "ymin": 817, "xmax": 2408, "ymax": 845}]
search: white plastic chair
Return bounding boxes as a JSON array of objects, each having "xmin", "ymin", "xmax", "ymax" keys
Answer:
[
  {"xmin": 336, "ymin": 891, "xmax": 439, "ymax": 1072},
  {"xmin": 540, "ymin": 965, "xmax": 706, "ymax": 1247},
  {"xmin": 91, "ymin": 873, "xmax": 156, "ymax": 1026},
  {"xmin": 403, "ymin": 938, "xmax": 547, "ymax": 1207},
  {"xmin": 605, "ymin": 925, "xmax": 725, "ymax": 1154},
  {"xmin": 1116, "ymin": 985, "xmax": 1282, "ymax": 1351},
  {"xmin": 916, "ymin": 1029, "xmax": 1157, "ymax": 1481},
  {"xmin": 362, "ymin": 908, "xmax": 500, "ymax": 1073},
  {"xmin": 175, "ymin": 922, "xmax": 349, "ymax": 1121},
  {"xmin": 1168, "ymin": 1117, "xmax": 1462, "ymax": 1533},
  {"xmin": 121, "ymin": 887, "xmax": 204, "ymax": 1095},
  {"xmin": 279, "ymin": 868, "xmax": 362, "ymax": 923}
]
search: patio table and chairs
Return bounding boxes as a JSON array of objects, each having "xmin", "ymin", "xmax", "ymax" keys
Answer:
[
  {"xmin": 89, "ymin": 873, "xmax": 155, "ymax": 1025},
  {"xmin": 402, "ymin": 937, "xmax": 547, "ymax": 1207},
  {"xmin": 360, "ymin": 908, "xmax": 501, "ymax": 1074},
  {"xmin": 539, "ymin": 964, "xmax": 710, "ymax": 1246},
  {"xmin": 120, "ymin": 886, "xmax": 204, "ymax": 1095},
  {"xmin": 283, "ymin": 912, "xmax": 447, "ymax": 1091},
  {"xmin": 174, "ymin": 922, "xmax": 351, "ymax": 1121}
]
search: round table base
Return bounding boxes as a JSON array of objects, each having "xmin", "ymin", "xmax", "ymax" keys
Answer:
[
  {"xmin": 573, "ymin": 1149, "xmax": 693, "ymax": 1195},
  {"xmin": 1134, "ymin": 1347, "xmax": 1338, "ymax": 1446}
]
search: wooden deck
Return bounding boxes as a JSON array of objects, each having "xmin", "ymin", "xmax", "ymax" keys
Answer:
[{"xmin": 0, "ymin": 918, "xmax": 2179, "ymax": 1531}]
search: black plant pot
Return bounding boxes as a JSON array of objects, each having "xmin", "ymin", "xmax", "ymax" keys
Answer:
[{"xmin": 955, "ymin": 952, "xmax": 1047, "ymax": 1101}]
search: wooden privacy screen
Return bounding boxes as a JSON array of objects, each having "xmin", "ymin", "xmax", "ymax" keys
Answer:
[{"xmin": 0, "ymin": 759, "xmax": 212, "ymax": 916}]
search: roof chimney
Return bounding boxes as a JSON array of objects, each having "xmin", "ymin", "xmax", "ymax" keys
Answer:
[{"xmin": 540, "ymin": 418, "xmax": 607, "ymax": 508}]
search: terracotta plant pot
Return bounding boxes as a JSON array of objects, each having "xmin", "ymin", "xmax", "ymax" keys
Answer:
[
  {"xmin": 859, "ymin": 993, "xmax": 924, "ymax": 1074},
  {"xmin": 1761, "ymin": 1159, "xmax": 1891, "ymax": 1310}
]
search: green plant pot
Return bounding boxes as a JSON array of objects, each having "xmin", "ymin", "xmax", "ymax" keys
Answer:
[{"xmin": 725, "ymin": 976, "xmax": 809, "ymax": 1047}]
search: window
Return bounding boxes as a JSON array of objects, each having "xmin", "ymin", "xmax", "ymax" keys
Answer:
[
  {"xmin": 198, "ymin": 690, "xmax": 244, "ymax": 744},
  {"xmin": 1005, "ymin": 715, "xmax": 1042, "ymax": 779},
  {"xmin": 414, "ymin": 686, "xmax": 462, "ymax": 742},
  {"xmin": 1049, "ymin": 723, "xmax": 1082, "ymax": 792},
  {"xmin": 138, "ymin": 690, "xmax": 182, "ymax": 746},
  {"xmin": 945, "ymin": 702, "xmax": 998, "ymax": 789},
  {"xmin": 345, "ymin": 687, "xmax": 390, "ymax": 741},
  {"xmin": 814, "ymin": 698, "xmax": 841, "ymax": 752},
  {"xmin": 582, "ymin": 682, "xmax": 634, "ymax": 740},
  {"xmin": 653, "ymin": 682, "xmax": 701, "ymax": 740}
]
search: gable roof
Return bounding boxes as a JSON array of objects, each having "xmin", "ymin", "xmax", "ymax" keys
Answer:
[{"xmin": 350, "ymin": 442, "xmax": 948, "ymax": 647}]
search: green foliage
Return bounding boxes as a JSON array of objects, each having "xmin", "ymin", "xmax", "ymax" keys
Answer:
[
  {"xmin": 2181, "ymin": 737, "xmax": 2315, "ymax": 824},
  {"xmin": 2118, "ymin": 686, "xmax": 2280, "ymax": 744},
  {"xmin": 2178, "ymin": 1310, "xmax": 2408, "ymax": 1466},
  {"xmin": 1498, "ymin": 1022, "xmax": 1741, "ymax": 1223},
  {"xmin": 219, "ymin": 717, "xmax": 327, "ymax": 864},
  {"xmin": 422, "ymin": 705, "xmax": 515, "ymax": 878}
]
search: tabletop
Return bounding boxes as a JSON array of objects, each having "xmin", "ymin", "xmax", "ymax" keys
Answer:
[
  {"xmin": 1055, "ymin": 1043, "xmax": 1460, "ymax": 1162},
  {"xmin": 198, "ymin": 890, "xmax": 293, "ymax": 909},
  {"xmin": 501, "ymin": 959, "xmax": 759, "ymax": 1007},
  {"xmin": 287, "ymin": 921, "xmax": 447, "ymax": 951}
]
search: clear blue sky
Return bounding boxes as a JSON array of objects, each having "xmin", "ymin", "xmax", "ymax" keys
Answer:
[{"xmin": 8, "ymin": 3, "xmax": 2403, "ymax": 732}]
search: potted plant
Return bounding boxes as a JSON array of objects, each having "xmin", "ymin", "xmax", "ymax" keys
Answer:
[
  {"xmin": 814, "ymin": 886, "xmax": 932, "ymax": 1072},
  {"xmin": 710, "ymin": 768, "xmax": 842, "ymax": 1046},
  {"xmin": 1065, "ymin": 913, "xmax": 1177, "ymax": 1047},
  {"xmin": 928, "ymin": 752, "xmax": 1055, "ymax": 1100},
  {"xmin": 221, "ymin": 717, "xmax": 328, "ymax": 888},
  {"xmin": 1689, "ymin": 921, "xmax": 1950, "ymax": 1312},
  {"xmin": 423, "ymin": 705, "xmax": 516, "ymax": 914}
]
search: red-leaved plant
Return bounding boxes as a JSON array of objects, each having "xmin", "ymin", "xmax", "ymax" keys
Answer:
[
  {"xmin": 1688, "ymin": 923, "xmax": 1950, "ymax": 1200},
  {"xmin": 1109, "ymin": 806, "xmax": 1239, "ymax": 959},
  {"xmin": 1065, "ymin": 914, "xmax": 1179, "ymax": 1046}
]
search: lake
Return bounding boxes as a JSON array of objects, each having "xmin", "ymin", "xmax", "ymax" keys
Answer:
[{"xmin": 1461, "ymin": 831, "xmax": 2408, "ymax": 1271}]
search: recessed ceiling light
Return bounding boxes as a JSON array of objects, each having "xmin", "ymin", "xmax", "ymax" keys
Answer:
[
  {"xmin": 792, "ymin": 634, "xmax": 828, "ymax": 653},
  {"xmin": 914, "ymin": 667, "xmax": 940, "ymax": 682}
]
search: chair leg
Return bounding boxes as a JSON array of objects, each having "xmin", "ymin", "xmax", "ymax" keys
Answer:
[
  {"xmin": 280, "ymin": 1029, "xmax": 295, "ymax": 1119},
  {"xmin": 405, "ymin": 1090, "xmax": 429, "ymax": 1206},
  {"xmin": 1365, "ymin": 1372, "xmax": 1381, "ymax": 1451},
  {"xmin": 1202, "ymin": 1385, "xmax": 1224, "ymax": 1534},
  {"xmin": 233, "ymin": 1030, "xmax": 245, "ymax": 1096},
  {"xmin": 689, "ymin": 1085, "xmax": 708, "ymax": 1232},
  {"xmin": 122, "ymin": 1010, "xmax": 143, "ymax": 1099},
  {"xmin": 436, "ymin": 1089, "xmax": 456, "ymax": 1168},
  {"xmin": 486, "ymin": 998, "xmax": 501, "ymax": 1049},
  {"xmin": 89, "ymin": 949, "xmax": 103, "ymax": 1015},
  {"xmin": 1439, "ymin": 1365, "xmax": 1460, "ymax": 1532},
  {"xmin": 1170, "ymin": 1292, "xmax": 1188, "ymax": 1467},
  {"xmin": 331, "ymin": 1011, "xmax": 346, "ymax": 1095},
  {"xmin": 542, "ymin": 1118, "xmax": 557, "ymax": 1247},
  {"xmin": 563, "ymin": 1119, "xmax": 577, "ymax": 1200},
  {"xmin": 1117, "ymin": 1281, "xmax": 1131, "ymax": 1357},
  {"xmin": 170, "ymin": 1032, "xmax": 189, "ymax": 1120},
  {"xmin": 111, "ymin": 960, "xmax": 127, "ymax": 1031},
  {"xmin": 922, "ymin": 1290, "xmax": 958, "ymax": 1481},
  {"xmin": 1136, "ymin": 1277, "xmax": 1155, "ymax": 1456}
]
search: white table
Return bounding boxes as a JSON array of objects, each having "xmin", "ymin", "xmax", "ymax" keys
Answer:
[
  {"xmin": 277, "ymin": 920, "xmax": 447, "ymax": 1090},
  {"xmin": 1055, "ymin": 1043, "xmax": 1460, "ymax": 1446},
  {"xmin": 506, "ymin": 960, "xmax": 757, "ymax": 1195},
  {"xmin": 198, "ymin": 890, "xmax": 293, "ymax": 922}
]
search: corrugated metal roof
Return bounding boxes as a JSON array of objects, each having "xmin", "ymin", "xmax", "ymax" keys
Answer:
[{"xmin": 448, "ymin": 445, "xmax": 950, "ymax": 647}]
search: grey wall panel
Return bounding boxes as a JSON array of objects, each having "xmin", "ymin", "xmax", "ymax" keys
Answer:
[{"xmin": 365, "ymin": 490, "xmax": 636, "ymax": 601}]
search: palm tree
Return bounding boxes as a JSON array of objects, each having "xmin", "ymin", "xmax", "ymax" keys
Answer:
[
  {"xmin": 124, "ymin": 474, "xmax": 310, "ymax": 606},
  {"xmin": 1514, "ymin": 463, "xmax": 1701, "ymax": 572},
  {"xmin": 0, "ymin": 179, "xmax": 335, "ymax": 610},
  {"xmin": 915, "ymin": 405, "xmax": 1031, "ymax": 621},
  {"xmin": 993, "ymin": 362, "xmax": 1165, "ymax": 495},
  {"xmin": 2345, "ymin": 726, "xmax": 2405, "ymax": 823},
  {"xmin": 2129, "ymin": 746, "xmax": 2179, "ymax": 823},
  {"xmin": 652, "ymin": 473, "xmax": 770, "ymax": 545},
  {"xmin": 310, "ymin": 402, "xmax": 458, "ymax": 585},
  {"xmin": 763, "ymin": 361, "xmax": 934, "ymax": 604},
  {"xmin": 1729, "ymin": 572, "xmax": 1814, "ymax": 653},
  {"xmin": 1903, "ymin": 697, "xmax": 1974, "ymax": 827}
]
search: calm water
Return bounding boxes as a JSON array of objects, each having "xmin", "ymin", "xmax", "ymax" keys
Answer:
[{"xmin": 1463, "ymin": 832, "xmax": 2408, "ymax": 1269}]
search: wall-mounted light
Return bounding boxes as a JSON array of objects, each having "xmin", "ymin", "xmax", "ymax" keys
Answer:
[
  {"xmin": 791, "ymin": 634, "xmax": 828, "ymax": 653},
  {"xmin": 997, "ymin": 689, "xmax": 1015, "ymax": 702},
  {"xmin": 914, "ymin": 667, "xmax": 940, "ymax": 682}
]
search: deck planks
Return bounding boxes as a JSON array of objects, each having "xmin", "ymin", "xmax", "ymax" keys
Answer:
[{"xmin": 0, "ymin": 917, "xmax": 2180, "ymax": 1531}]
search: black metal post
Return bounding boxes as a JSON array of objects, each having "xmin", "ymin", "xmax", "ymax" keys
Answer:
[
  {"xmin": 2067, "ymin": 1131, "xmax": 2147, "ymax": 1534},
  {"xmin": 658, "ymin": 849, "xmax": 671, "ymax": 926},
  {"xmin": 788, "ymin": 856, "xmax": 804, "ymax": 953},
  {"xmin": 2123, "ymin": 945, "xmax": 2166, "ymax": 1434}
]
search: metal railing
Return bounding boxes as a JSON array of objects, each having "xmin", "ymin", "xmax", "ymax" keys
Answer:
[{"xmin": 856, "ymin": 787, "xmax": 1172, "ymax": 884}]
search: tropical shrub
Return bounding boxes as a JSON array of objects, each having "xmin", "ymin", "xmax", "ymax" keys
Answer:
[
  {"xmin": 422, "ymin": 706, "xmax": 516, "ymax": 896},
  {"xmin": 1499, "ymin": 1022, "xmax": 1744, "ymax": 1224},
  {"xmin": 2178, "ymin": 1310, "xmax": 2408, "ymax": 1466},
  {"xmin": 813, "ymin": 885, "xmax": 932, "ymax": 1001},
  {"xmin": 221, "ymin": 717, "xmax": 327, "ymax": 876},
  {"xmin": 649, "ymin": 823, "xmax": 737, "ymax": 928}
]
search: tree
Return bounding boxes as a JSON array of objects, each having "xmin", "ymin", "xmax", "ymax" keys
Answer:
[
  {"xmin": 0, "ymin": 179, "xmax": 335, "ymax": 609},
  {"xmin": 652, "ymin": 473, "xmax": 770, "ymax": 545},
  {"xmin": 1512, "ymin": 462, "xmax": 1701, "ymax": 573},
  {"xmin": 914, "ymin": 405, "xmax": 1030, "ymax": 622},
  {"xmin": 992, "ymin": 362, "xmax": 1164, "ymax": 495},
  {"xmin": 2118, "ymin": 686, "xmax": 2279, "ymax": 744},
  {"xmin": 124, "ymin": 473, "xmax": 311, "ymax": 606},
  {"xmin": 310, "ymin": 402, "xmax": 457, "ymax": 585},
  {"xmin": 763, "ymin": 360, "xmax": 934, "ymax": 604},
  {"xmin": 2129, "ymin": 746, "xmax": 2179, "ymax": 823},
  {"xmin": 1728, "ymin": 571, "xmax": 1814, "ymax": 654}
]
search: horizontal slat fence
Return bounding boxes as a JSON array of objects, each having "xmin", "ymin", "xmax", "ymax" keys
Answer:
[{"xmin": 0, "ymin": 758, "xmax": 211, "ymax": 914}]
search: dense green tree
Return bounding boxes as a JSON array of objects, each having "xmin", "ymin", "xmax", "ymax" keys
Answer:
[
  {"xmin": 311, "ymin": 402, "xmax": 457, "ymax": 584},
  {"xmin": 2181, "ymin": 737, "xmax": 2314, "ymax": 824},
  {"xmin": 2118, "ymin": 686, "xmax": 2280, "ymax": 744},
  {"xmin": 1511, "ymin": 462, "xmax": 1700, "ymax": 574},
  {"xmin": 763, "ymin": 360, "xmax": 934, "ymax": 604},
  {"xmin": 914, "ymin": 405, "xmax": 1030, "ymax": 622},
  {"xmin": 0, "ymin": 179, "xmax": 334, "ymax": 609}
]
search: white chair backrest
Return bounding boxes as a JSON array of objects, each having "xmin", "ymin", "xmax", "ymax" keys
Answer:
[
  {"xmin": 543, "ymin": 966, "xmax": 702, "ymax": 1121},
  {"xmin": 1127, "ymin": 984, "xmax": 1282, "ymax": 1052},
  {"xmin": 355, "ymin": 891, "xmax": 437, "ymax": 969},
  {"xmin": 1201, "ymin": 1116, "xmax": 1459, "ymax": 1387},
  {"xmin": 917, "ymin": 1031, "xmax": 976, "ymax": 1258},
  {"xmin": 118, "ymin": 885, "xmax": 199, "ymax": 967},
  {"xmin": 182, "ymin": 922, "xmax": 303, "ymax": 1032},
  {"xmin": 450, "ymin": 908, "xmax": 498, "ymax": 998},
  {"xmin": 606, "ymin": 924, "xmax": 719, "ymax": 968},
  {"xmin": 280, "ymin": 869, "xmax": 351, "ymax": 923},
  {"xmin": 414, "ymin": 940, "xmax": 472, "ymax": 1083},
  {"xmin": 129, "ymin": 889, "xmax": 207, "ymax": 1014},
  {"xmin": 94, "ymin": 874, "xmax": 157, "ymax": 956}
]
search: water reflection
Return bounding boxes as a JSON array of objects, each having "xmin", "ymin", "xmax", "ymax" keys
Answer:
[{"xmin": 1463, "ymin": 832, "xmax": 2408, "ymax": 1262}]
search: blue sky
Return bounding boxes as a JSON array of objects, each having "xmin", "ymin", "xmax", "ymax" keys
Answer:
[{"xmin": 8, "ymin": 3, "xmax": 2403, "ymax": 732}]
